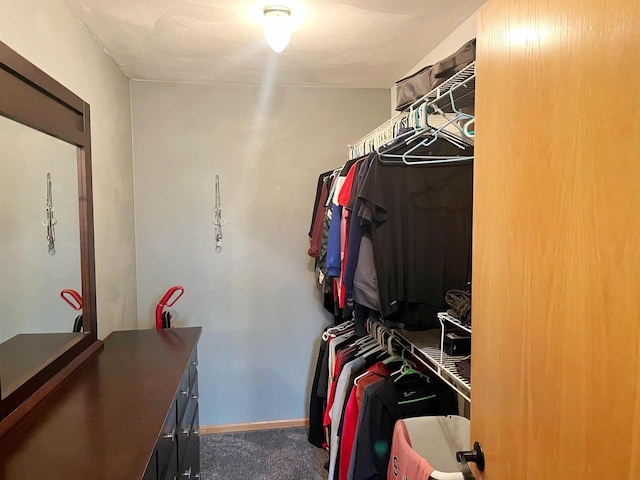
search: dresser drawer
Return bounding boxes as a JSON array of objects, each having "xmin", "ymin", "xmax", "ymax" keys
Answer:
[
  {"xmin": 188, "ymin": 370, "xmax": 198, "ymax": 402},
  {"xmin": 140, "ymin": 333, "xmax": 200, "ymax": 480},
  {"xmin": 157, "ymin": 399, "xmax": 178, "ymax": 480},
  {"xmin": 176, "ymin": 369, "xmax": 190, "ymax": 424},
  {"xmin": 188, "ymin": 349, "xmax": 198, "ymax": 392},
  {"xmin": 143, "ymin": 450, "xmax": 157, "ymax": 480},
  {"xmin": 177, "ymin": 404, "xmax": 200, "ymax": 479}
]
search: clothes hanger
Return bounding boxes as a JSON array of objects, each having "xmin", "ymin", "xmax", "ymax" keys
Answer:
[
  {"xmin": 322, "ymin": 321, "xmax": 354, "ymax": 341},
  {"xmin": 382, "ymin": 333, "xmax": 404, "ymax": 364},
  {"xmin": 400, "ymin": 136, "xmax": 473, "ymax": 166},
  {"xmin": 441, "ymin": 84, "xmax": 475, "ymax": 138},
  {"xmin": 352, "ymin": 348, "xmax": 390, "ymax": 385},
  {"xmin": 389, "ymin": 349, "xmax": 414, "ymax": 376},
  {"xmin": 375, "ymin": 127, "xmax": 418, "ymax": 158},
  {"xmin": 354, "ymin": 334, "xmax": 374, "ymax": 347},
  {"xmin": 378, "ymin": 133, "xmax": 471, "ymax": 165},
  {"xmin": 355, "ymin": 324, "xmax": 383, "ymax": 357},
  {"xmin": 353, "ymin": 368, "xmax": 373, "ymax": 386},
  {"xmin": 395, "ymin": 370, "xmax": 436, "ymax": 405},
  {"xmin": 377, "ymin": 122, "xmax": 472, "ymax": 166},
  {"xmin": 391, "ymin": 355, "xmax": 430, "ymax": 383},
  {"xmin": 463, "ymin": 118, "xmax": 475, "ymax": 138},
  {"xmin": 393, "ymin": 363, "xmax": 425, "ymax": 381},
  {"xmin": 405, "ymin": 93, "xmax": 474, "ymax": 150},
  {"xmin": 391, "ymin": 356, "xmax": 438, "ymax": 405},
  {"xmin": 363, "ymin": 323, "xmax": 395, "ymax": 358},
  {"xmin": 356, "ymin": 335, "xmax": 380, "ymax": 353},
  {"xmin": 328, "ymin": 320, "xmax": 353, "ymax": 333},
  {"xmin": 361, "ymin": 342, "xmax": 385, "ymax": 358}
]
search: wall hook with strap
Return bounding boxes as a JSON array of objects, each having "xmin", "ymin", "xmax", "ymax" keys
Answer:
[
  {"xmin": 42, "ymin": 172, "xmax": 57, "ymax": 255},
  {"xmin": 213, "ymin": 174, "xmax": 225, "ymax": 253}
]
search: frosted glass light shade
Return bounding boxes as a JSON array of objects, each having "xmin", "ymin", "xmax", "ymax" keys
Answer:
[{"xmin": 263, "ymin": 5, "xmax": 293, "ymax": 53}]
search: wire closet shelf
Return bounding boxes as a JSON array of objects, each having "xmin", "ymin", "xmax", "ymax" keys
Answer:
[
  {"xmin": 396, "ymin": 312, "xmax": 472, "ymax": 403},
  {"xmin": 348, "ymin": 61, "xmax": 476, "ymax": 160}
]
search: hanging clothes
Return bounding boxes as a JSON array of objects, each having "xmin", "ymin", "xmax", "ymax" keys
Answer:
[
  {"xmin": 328, "ymin": 356, "xmax": 367, "ymax": 479},
  {"xmin": 339, "ymin": 362, "xmax": 390, "ymax": 480},
  {"xmin": 309, "ymin": 171, "xmax": 343, "ymax": 321},
  {"xmin": 309, "ymin": 170, "xmax": 334, "ymax": 239},
  {"xmin": 308, "ymin": 339, "xmax": 329, "ymax": 448},
  {"xmin": 343, "ymin": 154, "xmax": 376, "ymax": 314},
  {"xmin": 308, "ymin": 323, "xmax": 460, "ymax": 480},
  {"xmin": 308, "ymin": 173, "xmax": 333, "ymax": 258},
  {"xmin": 308, "ymin": 323, "xmax": 356, "ymax": 447},
  {"xmin": 357, "ymin": 141, "xmax": 473, "ymax": 329},
  {"xmin": 335, "ymin": 161, "xmax": 361, "ymax": 310},
  {"xmin": 349, "ymin": 375, "xmax": 458, "ymax": 480}
]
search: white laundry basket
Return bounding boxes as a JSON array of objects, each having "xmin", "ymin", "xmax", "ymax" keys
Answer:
[{"xmin": 403, "ymin": 415, "xmax": 470, "ymax": 480}]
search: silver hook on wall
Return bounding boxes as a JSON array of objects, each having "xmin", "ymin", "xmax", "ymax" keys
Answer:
[
  {"xmin": 212, "ymin": 175, "xmax": 225, "ymax": 253},
  {"xmin": 42, "ymin": 172, "xmax": 57, "ymax": 255}
]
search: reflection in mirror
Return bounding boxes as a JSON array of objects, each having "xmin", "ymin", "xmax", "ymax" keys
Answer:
[{"xmin": 0, "ymin": 115, "xmax": 85, "ymax": 399}]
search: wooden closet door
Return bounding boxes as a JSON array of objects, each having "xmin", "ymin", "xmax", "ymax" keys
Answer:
[{"xmin": 471, "ymin": 0, "xmax": 640, "ymax": 478}]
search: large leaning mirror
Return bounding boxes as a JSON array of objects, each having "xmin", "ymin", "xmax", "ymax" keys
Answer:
[
  {"xmin": 0, "ymin": 40, "xmax": 101, "ymax": 424},
  {"xmin": 0, "ymin": 117, "xmax": 84, "ymax": 399}
]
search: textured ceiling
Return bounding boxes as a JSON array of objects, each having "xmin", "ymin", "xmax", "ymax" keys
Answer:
[{"xmin": 64, "ymin": 0, "xmax": 484, "ymax": 87}]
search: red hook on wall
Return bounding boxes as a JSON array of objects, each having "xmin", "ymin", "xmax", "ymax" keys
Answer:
[
  {"xmin": 60, "ymin": 289, "xmax": 83, "ymax": 310},
  {"xmin": 60, "ymin": 289, "xmax": 83, "ymax": 332},
  {"xmin": 155, "ymin": 286, "xmax": 184, "ymax": 330}
]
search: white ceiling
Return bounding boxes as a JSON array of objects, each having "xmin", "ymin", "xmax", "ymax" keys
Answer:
[{"xmin": 64, "ymin": 0, "xmax": 483, "ymax": 88}]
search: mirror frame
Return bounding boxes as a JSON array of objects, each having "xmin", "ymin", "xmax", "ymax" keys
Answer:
[{"xmin": 0, "ymin": 41, "xmax": 102, "ymax": 427}]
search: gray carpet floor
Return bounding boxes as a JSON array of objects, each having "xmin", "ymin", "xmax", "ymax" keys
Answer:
[{"xmin": 200, "ymin": 427, "xmax": 328, "ymax": 480}]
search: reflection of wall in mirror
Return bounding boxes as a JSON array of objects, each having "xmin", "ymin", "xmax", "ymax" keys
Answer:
[{"xmin": 0, "ymin": 116, "xmax": 82, "ymax": 343}]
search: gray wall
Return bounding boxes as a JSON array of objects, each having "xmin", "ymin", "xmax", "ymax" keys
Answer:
[
  {"xmin": 131, "ymin": 81, "xmax": 390, "ymax": 425},
  {"xmin": 0, "ymin": 0, "xmax": 138, "ymax": 338}
]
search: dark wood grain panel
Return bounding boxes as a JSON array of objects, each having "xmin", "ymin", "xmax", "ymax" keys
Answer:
[
  {"xmin": 0, "ymin": 66, "xmax": 86, "ymax": 146},
  {"xmin": 0, "ymin": 327, "xmax": 201, "ymax": 480},
  {"xmin": 0, "ymin": 333, "xmax": 85, "ymax": 397},
  {"xmin": 0, "ymin": 40, "xmax": 84, "ymax": 113},
  {"xmin": 0, "ymin": 340, "xmax": 103, "ymax": 438}
]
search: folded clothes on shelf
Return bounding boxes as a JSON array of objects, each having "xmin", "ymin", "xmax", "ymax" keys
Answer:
[
  {"xmin": 454, "ymin": 358, "xmax": 471, "ymax": 383},
  {"xmin": 445, "ymin": 289, "xmax": 471, "ymax": 326}
]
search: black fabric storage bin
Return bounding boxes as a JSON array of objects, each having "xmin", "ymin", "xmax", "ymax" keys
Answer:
[
  {"xmin": 431, "ymin": 38, "xmax": 476, "ymax": 88},
  {"xmin": 395, "ymin": 64, "xmax": 434, "ymax": 112},
  {"xmin": 394, "ymin": 38, "xmax": 476, "ymax": 112}
]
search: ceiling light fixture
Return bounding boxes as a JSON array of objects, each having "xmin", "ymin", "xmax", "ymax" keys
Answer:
[{"xmin": 262, "ymin": 5, "xmax": 293, "ymax": 53}]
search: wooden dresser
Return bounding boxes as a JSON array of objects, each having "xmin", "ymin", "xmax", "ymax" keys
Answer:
[{"xmin": 0, "ymin": 327, "xmax": 202, "ymax": 480}]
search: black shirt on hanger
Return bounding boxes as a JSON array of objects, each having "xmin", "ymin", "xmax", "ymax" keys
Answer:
[
  {"xmin": 308, "ymin": 339, "xmax": 328, "ymax": 448},
  {"xmin": 358, "ymin": 141, "xmax": 473, "ymax": 329}
]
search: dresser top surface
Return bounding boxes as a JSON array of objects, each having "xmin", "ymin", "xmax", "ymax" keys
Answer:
[{"xmin": 0, "ymin": 327, "xmax": 201, "ymax": 480}]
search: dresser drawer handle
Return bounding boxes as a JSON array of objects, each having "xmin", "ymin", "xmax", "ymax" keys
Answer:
[
  {"xmin": 193, "ymin": 430, "xmax": 200, "ymax": 436},
  {"xmin": 180, "ymin": 389, "xmax": 189, "ymax": 396},
  {"xmin": 181, "ymin": 467, "xmax": 192, "ymax": 478},
  {"xmin": 191, "ymin": 394, "xmax": 199, "ymax": 400},
  {"xmin": 181, "ymin": 428, "xmax": 191, "ymax": 437},
  {"xmin": 191, "ymin": 361, "xmax": 198, "ymax": 366},
  {"xmin": 162, "ymin": 429, "xmax": 176, "ymax": 442}
]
